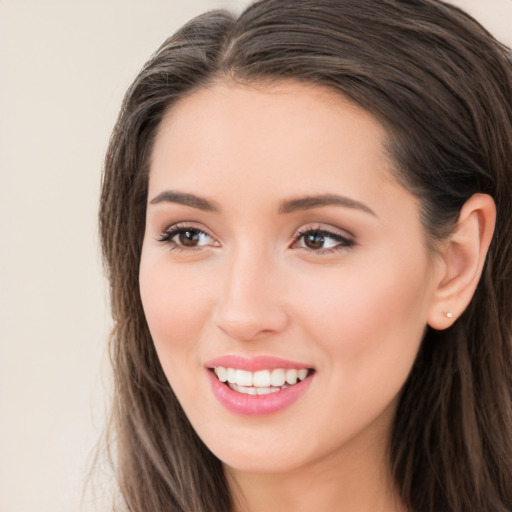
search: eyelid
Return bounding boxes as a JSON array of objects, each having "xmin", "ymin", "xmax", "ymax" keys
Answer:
[
  {"xmin": 156, "ymin": 222, "xmax": 219, "ymax": 248},
  {"xmin": 293, "ymin": 222, "xmax": 355, "ymax": 241},
  {"xmin": 155, "ymin": 221, "xmax": 355, "ymax": 254},
  {"xmin": 291, "ymin": 223, "xmax": 356, "ymax": 254}
]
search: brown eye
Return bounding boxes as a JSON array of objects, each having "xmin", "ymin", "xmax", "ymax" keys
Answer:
[
  {"xmin": 295, "ymin": 229, "xmax": 355, "ymax": 253},
  {"xmin": 178, "ymin": 230, "xmax": 202, "ymax": 247},
  {"xmin": 158, "ymin": 226, "xmax": 216, "ymax": 249},
  {"xmin": 303, "ymin": 232, "xmax": 326, "ymax": 250}
]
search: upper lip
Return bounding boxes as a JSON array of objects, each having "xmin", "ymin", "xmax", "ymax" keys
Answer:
[{"xmin": 205, "ymin": 354, "xmax": 314, "ymax": 372}]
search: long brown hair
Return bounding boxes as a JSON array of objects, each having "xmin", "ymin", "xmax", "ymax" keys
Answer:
[{"xmin": 98, "ymin": 1, "xmax": 512, "ymax": 510}]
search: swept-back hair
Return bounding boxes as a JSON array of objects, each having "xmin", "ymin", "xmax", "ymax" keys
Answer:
[{"xmin": 99, "ymin": 1, "xmax": 512, "ymax": 510}]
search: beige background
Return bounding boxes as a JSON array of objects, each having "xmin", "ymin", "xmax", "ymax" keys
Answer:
[{"xmin": 0, "ymin": 1, "xmax": 510, "ymax": 511}]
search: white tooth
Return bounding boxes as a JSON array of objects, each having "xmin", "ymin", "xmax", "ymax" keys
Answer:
[
  {"xmin": 253, "ymin": 370, "xmax": 271, "ymax": 387},
  {"xmin": 298, "ymin": 369, "xmax": 308, "ymax": 381},
  {"xmin": 228, "ymin": 384, "xmax": 258, "ymax": 395},
  {"xmin": 257, "ymin": 387, "xmax": 280, "ymax": 395},
  {"xmin": 285, "ymin": 369, "xmax": 298, "ymax": 385},
  {"xmin": 270, "ymin": 368, "xmax": 286, "ymax": 387},
  {"xmin": 234, "ymin": 385, "xmax": 256, "ymax": 395},
  {"xmin": 235, "ymin": 369, "xmax": 253, "ymax": 387},
  {"xmin": 227, "ymin": 368, "xmax": 237, "ymax": 384},
  {"xmin": 215, "ymin": 367, "xmax": 227, "ymax": 382}
]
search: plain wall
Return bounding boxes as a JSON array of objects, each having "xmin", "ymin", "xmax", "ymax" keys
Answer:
[{"xmin": 0, "ymin": 1, "xmax": 510, "ymax": 511}]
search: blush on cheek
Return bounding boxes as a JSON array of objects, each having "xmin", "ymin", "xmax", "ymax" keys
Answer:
[
  {"xmin": 139, "ymin": 257, "xmax": 215, "ymax": 361},
  {"xmin": 297, "ymin": 262, "xmax": 428, "ymax": 366},
  {"xmin": 139, "ymin": 275, "xmax": 198, "ymax": 397}
]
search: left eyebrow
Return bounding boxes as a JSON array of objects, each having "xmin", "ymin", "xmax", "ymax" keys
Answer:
[
  {"xmin": 279, "ymin": 194, "xmax": 377, "ymax": 217},
  {"xmin": 149, "ymin": 190, "xmax": 220, "ymax": 212}
]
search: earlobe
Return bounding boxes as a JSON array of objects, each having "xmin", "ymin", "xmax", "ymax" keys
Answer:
[{"xmin": 427, "ymin": 193, "xmax": 496, "ymax": 330}]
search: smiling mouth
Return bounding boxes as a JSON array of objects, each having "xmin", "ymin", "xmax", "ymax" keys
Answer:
[{"xmin": 212, "ymin": 367, "xmax": 314, "ymax": 395}]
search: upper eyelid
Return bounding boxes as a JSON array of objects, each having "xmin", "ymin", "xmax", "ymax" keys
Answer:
[
  {"xmin": 156, "ymin": 223, "xmax": 214, "ymax": 242},
  {"xmin": 161, "ymin": 222, "xmax": 213, "ymax": 236},
  {"xmin": 156, "ymin": 221, "xmax": 355, "ymax": 244},
  {"xmin": 294, "ymin": 229, "xmax": 354, "ymax": 246},
  {"xmin": 163, "ymin": 220, "xmax": 206, "ymax": 230},
  {"xmin": 294, "ymin": 223, "xmax": 355, "ymax": 240}
]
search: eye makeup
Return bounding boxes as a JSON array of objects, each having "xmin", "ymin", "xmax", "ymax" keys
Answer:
[{"xmin": 156, "ymin": 221, "xmax": 356, "ymax": 256}]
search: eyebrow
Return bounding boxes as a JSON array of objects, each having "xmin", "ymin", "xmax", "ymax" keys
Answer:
[
  {"xmin": 279, "ymin": 194, "xmax": 376, "ymax": 216},
  {"xmin": 149, "ymin": 190, "xmax": 376, "ymax": 217},
  {"xmin": 149, "ymin": 191, "xmax": 220, "ymax": 212}
]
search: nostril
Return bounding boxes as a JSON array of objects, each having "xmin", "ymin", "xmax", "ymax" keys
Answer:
[{"xmin": 214, "ymin": 306, "xmax": 290, "ymax": 342}]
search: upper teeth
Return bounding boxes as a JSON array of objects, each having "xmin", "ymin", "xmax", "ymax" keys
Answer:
[{"xmin": 214, "ymin": 367, "xmax": 309, "ymax": 387}]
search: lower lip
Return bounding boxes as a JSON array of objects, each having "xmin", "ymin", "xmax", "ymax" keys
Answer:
[{"xmin": 206, "ymin": 370, "xmax": 314, "ymax": 416}]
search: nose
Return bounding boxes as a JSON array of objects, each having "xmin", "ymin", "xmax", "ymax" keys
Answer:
[{"xmin": 213, "ymin": 245, "xmax": 289, "ymax": 342}]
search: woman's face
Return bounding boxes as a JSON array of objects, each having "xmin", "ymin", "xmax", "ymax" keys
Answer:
[{"xmin": 139, "ymin": 82, "xmax": 443, "ymax": 475}]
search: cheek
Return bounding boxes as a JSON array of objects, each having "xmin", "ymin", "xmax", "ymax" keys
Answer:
[
  {"xmin": 292, "ymin": 252, "xmax": 432, "ymax": 389},
  {"xmin": 138, "ymin": 251, "xmax": 213, "ymax": 371},
  {"xmin": 277, "ymin": 257, "xmax": 432, "ymax": 456}
]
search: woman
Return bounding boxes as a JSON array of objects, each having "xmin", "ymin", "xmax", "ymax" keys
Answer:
[{"xmin": 98, "ymin": 0, "xmax": 512, "ymax": 511}]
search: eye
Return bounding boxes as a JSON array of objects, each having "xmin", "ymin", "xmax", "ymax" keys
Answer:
[
  {"xmin": 157, "ymin": 224, "xmax": 217, "ymax": 249},
  {"xmin": 293, "ymin": 228, "xmax": 355, "ymax": 253}
]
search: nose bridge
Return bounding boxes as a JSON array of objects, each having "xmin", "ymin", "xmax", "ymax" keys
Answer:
[{"xmin": 214, "ymin": 241, "xmax": 288, "ymax": 341}]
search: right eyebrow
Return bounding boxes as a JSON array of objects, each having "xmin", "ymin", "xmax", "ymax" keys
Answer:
[
  {"xmin": 278, "ymin": 193, "xmax": 377, "ymax": 217},
  {"xmin": 148, "ymin": 190, "xmax": 220, "ymax": 213}
]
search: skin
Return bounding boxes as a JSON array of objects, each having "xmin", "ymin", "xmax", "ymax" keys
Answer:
[{"xmin": 139, "ymin": 81, "xmax": 492, "ymax": 512}]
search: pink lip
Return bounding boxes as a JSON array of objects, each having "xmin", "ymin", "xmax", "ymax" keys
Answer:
[
  {"xmin": 206, "ymin": 370, "xmax": 314, "ymax": 416},
  {"xmin": 205, "ymin": 355, "xmax": 315, "ymax": 416},
  {"xmin": 205, "ymin": 354, "xmax": 313, "ymax": 372}
]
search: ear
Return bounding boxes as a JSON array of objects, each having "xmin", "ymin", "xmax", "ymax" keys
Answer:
[{"xmin": 427, "ymin": 193, "xmax": 496, "ymax": 330}]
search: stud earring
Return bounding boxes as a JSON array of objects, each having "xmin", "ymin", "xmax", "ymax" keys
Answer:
[{"xmin": 444, "ymin": 312, "xmax": 454, "ymax": 319}]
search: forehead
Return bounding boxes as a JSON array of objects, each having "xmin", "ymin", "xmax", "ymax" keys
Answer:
[{"xmin": 148, "ymin": 81, "xmax": 408, "ymax": 216}]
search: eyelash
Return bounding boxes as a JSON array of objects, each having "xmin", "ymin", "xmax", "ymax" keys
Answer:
[
  {"xmin": 156, "ymin": 223, "xmax": 215, "ymax": 250},
  {"xmin": 293, "ymin": 227, "xmax": 355, "ymax": 254},
  {"xmin": 156, "ymin": 224, "xmax": 355, "ymax": 254}
]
